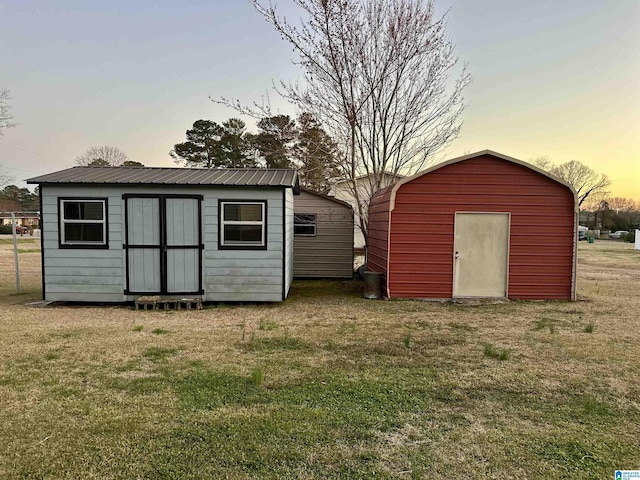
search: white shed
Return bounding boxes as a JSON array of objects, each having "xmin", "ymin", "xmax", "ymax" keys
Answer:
[{"xmin": 28, "ymin": 166, "xmax": 300, "ymax": 303}]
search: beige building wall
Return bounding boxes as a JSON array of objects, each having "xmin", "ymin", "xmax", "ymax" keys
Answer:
[{"xmin": 331, "ymin": 173, "xmax": 401, "ymax": 249}]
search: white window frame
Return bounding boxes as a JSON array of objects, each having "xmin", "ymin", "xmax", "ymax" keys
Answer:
[
  {"xmin": 220, "ymin": 201, "xmax": 266, "ymax": 248},
  {"xmin": 60, "ymin": 198, "xmax": 107, "ymax": 247},
  {"xmin": 294, "ymin": 213, "xmax": 317, "ymax": 236}
]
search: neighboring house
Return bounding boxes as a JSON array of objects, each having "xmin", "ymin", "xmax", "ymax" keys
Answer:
[
  {"xmin": 0, "ymin": 199, "xmax": 39, "ymax": 228},
  {"xmin": 0, "ymin": 211, "xmax": 39, "ymax": 228},
  {"xmin": 293, "ymin": 189, "xmax": 354, "ymax": 278},
  {"xmin": 368, "ymin": 150, "xmax": 578, "ymax": 301},
  {"xmin": 331, "ymin": 172, "xmax": 403, "ymax": 249},
  {"xmin": 27, "ymin": 166, "xmax": 300, "ymax": 303}
]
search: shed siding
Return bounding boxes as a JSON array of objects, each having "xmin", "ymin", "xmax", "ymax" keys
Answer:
[
  {"xmin": 41, "ymin": 185, "xmax": 292, "ymax": 303},
  {"xmin": 202, "ymin": 188, "xmax": 284, "ymax": 303},
  {"xmin": 41, "ymin": 185, "xmax": 126, "ymax": 302},
  {"xmin": 293, "ymin": 191, "xmax": 354, "ymax": 278},
  {"xmin": 284, "ymin": 188, "xmax": 294, "ymax": 297},
  {"xmin": 386, "ymin": 155, "xmax": 575, "ymax": 300},
  {"xmin": 367, "ymin": 187, "xmax": 393, "ymax": 290}
]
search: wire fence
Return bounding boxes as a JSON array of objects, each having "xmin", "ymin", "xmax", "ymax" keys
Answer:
[{"xmin": 0, "ymin": 236, "xmax": 41, "ymax": 294}]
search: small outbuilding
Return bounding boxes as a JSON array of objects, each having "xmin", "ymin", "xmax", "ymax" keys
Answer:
[
  {"xmin": 368, "ymin": 151, "xmax": 578, "ymax": 300},
  {"xmin": 27, "ymin": 166, "xmax": 300, "ymax": 303},
  {"xmin": 293, "ymin": 189, "xmax": 354, "ymax": 278}
]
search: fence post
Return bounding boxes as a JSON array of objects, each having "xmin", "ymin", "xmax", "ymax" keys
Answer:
[{"xmin": 11, "ymin": 213, "xmax": 21, "ymax": 293}]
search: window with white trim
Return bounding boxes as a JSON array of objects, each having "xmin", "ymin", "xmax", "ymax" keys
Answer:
[
  {"xmin": 220, "ymin": 201, "xmax": 266, "ymax": 248},
  {"xmin": 59, "ymin": 199, "xmax": 107, "ymax": 247},
  {"xmin": 294, "ymin": 214, "xmax": 316, "ymax": 236}
]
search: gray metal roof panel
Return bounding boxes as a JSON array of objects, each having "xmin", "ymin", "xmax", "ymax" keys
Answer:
[{"xmin": 27, "ymin": 167, "xmax": 300, "ymax": 192}]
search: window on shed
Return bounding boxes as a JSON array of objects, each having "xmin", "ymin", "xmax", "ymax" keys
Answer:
[
  {"xmin": 59, "ymin": 199, "xmax": 108, "ymax": 248},
  {"xmin": 220, "ymin": 201, "xmax": 266, "ymax": 248},
  {"xmin": 294, "ymin": 214, "xmax": 317, "ymax": 236}
]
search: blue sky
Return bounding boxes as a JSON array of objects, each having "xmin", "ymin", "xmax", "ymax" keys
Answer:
[{"xmin": 1, "ymin": 0, "xmax": 638, "ymax": 199}]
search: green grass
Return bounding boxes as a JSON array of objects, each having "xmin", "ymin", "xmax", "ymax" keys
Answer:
[
  {"xmin": 0, "ymin": 243, "xmax": 639, "ymax": 478},
  {"xmin": 0, "ymin": 238, "xmax": 38, "ymax": 245},
  {"xmin": 241, "ymin": 336, "xmax": 309, "ymax": 352},
  {"xmin": 258, "ymin": 319, "xmax": 279, "ymax": 331},
  {"xmin": 142, "ymin": 347, "xmax": 177, "ymax": 363},
  {"xmin": 483, "ymin": 343, "xmax": 511, "ymax": 361}
]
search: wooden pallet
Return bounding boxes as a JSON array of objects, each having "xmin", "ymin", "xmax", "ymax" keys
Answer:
[{"xmin": 135, "ymin": 296, "xmax": 202, "ymax": 311}]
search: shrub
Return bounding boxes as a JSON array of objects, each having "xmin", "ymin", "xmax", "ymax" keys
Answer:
[{"xmin": 621, "ymin": 231, "xmax": 635, "ymax": 243}]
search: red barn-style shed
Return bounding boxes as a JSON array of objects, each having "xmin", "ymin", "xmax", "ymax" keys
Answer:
[{"xmin": 367, "ymin": 151, "xmax": 578, "ymax": 300}]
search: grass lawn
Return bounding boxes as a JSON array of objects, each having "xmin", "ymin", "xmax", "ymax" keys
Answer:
[{"xmin": 0, "ymin": 240, "xmax": 639, "ymax": 479}]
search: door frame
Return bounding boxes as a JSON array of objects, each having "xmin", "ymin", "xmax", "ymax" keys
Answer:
[
  {"xmin": 452, "ymin": 211, "xmax": 511, "ymax": 298},
  {"xmin": 123, "ymin": 193, "xmax": 204, "ymax": 296}
]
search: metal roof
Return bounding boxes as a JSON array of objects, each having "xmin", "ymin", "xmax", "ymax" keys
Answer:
[
  {"xmin": 300, "ymin": 188, "xmax": 354, "ymax": 210},
  {"xmin": 27, "ymin": 166, "xmax": 300, "ymax": 193}
]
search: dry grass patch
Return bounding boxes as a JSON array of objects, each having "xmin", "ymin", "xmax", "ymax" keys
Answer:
[{"xmin": 0, "ymin": 241, "xmax": 639, "ymax": 478}]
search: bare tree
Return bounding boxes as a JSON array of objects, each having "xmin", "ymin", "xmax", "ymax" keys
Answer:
[
  {"xmin": 531, "ymin": 157, "xmax": 610, "ymax": 207},
  {"xmin": 607, "ymin": 197, "xmax": 636, "ymax": 214},
  {"xmin": 580, "ymin": 191, "xmax": 609, "ymax": 213},
  {"xmin": 222, "ymin": 0, "xmax": 470, "ymax": 243},
  {"xmin": 0, "ymin": 165, "xmax": 14, "ymax": 188},
  {"xmin": 0, "ymin": 89, "xmax": 16, "ymax": 137},
  {"xmin": 75, "ymin": 146, "xmax": 130, "ymax": 166}
]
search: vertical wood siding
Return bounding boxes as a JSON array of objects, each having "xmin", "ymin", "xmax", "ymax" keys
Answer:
[
  {"xmin": 293, "ymin": 191, "xmax": 354, "ymax": 278},
  {"xmin": 371, "ymin": 154, "xmax": 575, "ymax": 300},
  {"xmin": 127, "ymin": 197, "xmax": 161, "ymax": 293}
]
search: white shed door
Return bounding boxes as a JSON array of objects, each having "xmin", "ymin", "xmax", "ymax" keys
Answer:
[
  {"xmin": 453, "ymin": 213, "xmax": 510, "ymax": 298},
  {"xmin": 127, "ymin": 197, "xmax": 162, "ymax": 293},
  {"xmin": 125, "ymin": 195, "xmax": 202, "ymax": 295},
  {"xmin": 165, "ymin": 198, "xmax": 201, "ymax": 294}
]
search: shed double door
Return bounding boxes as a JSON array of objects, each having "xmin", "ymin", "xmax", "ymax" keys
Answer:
[
  {"xmin": 124, "ymin": 195, "xmax": 203, "ymax": 295},
  {"xmin": 453, "ymin": 212, "xmax": 510, "ymax": 298}
]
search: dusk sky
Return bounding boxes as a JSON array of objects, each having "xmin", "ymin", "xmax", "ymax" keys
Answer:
[{"xmin": 1, "ymin": 0, "xmax": 638, "ymax": 201}]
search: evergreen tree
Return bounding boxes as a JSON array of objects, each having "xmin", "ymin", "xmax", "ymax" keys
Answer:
[
  {"xmin": 171, "ymin": 119, "xmax": 255, "ymax": 168},
  {"xmin": 294, "ymin": 113, "xmax": 340, "ymax": 193},
  {"xmin": 250, "ymin": 115, "xmax": 297, "ymax": 169}
]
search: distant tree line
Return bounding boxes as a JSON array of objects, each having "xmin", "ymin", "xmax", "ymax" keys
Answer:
[
  {"xmin": 171, "ymin": 113, "xmax": 340, "ymax": 193},
  {"xmin": 0, "ymin": 184, "xmax": 39, "ymax": 211},
  {"xmin": 581, "ymin": 197, "xmax": 640, "ymax": 234},
  {"xmin": 531, "ymin": 157, "xmax": 639, "ymax": 233}
]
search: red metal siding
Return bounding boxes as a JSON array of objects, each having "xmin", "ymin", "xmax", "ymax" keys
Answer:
[
  {"xmin": 367, "ymin": 187, "xmax": 393, "ymax": 293},
  {"xmin": 387, "ymin": 155, "xmax": 575, "ymax": 300}
]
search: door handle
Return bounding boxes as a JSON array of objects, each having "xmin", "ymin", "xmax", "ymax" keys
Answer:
[{"xmin": 454, "ymin": 251, "xmax": 460, "ymax": 259}]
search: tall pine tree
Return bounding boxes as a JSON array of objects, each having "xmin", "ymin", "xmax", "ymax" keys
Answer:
[
  {"xmin": 294, "ymin": 113, "xmax": 340, "ymax": 193},
  {"xmin": 171, "ymin": 119, "xmax": 255, "ymax": 168},
  {"xmin": 250, "ymin": 115, "xmax": 297, "ymax": 169}
]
